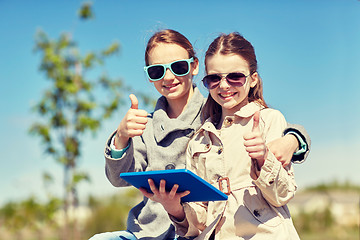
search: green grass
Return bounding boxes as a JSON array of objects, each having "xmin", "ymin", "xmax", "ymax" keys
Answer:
[{"xmin": 298, "ymin": 226, "xmax": 359, "ymax": 240}]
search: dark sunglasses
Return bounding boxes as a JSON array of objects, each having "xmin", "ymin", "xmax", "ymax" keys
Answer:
[
  {"xmin": 144, "ymin": 58, "xmax": 194, "ymax": 81},
  {"xmin": 202, "ymin": 72, "xmax": 251, "ymax": 89}
]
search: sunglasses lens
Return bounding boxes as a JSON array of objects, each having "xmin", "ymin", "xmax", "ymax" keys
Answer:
[
  {"xmin": 227, "ymin": 72, "xmax": 245, "ymax": 80},
  {"xmin": 203, "ymin": 75, "xmax": 222, "ymax": 89},
  {"xmin": 227, "ymin": 73, "xmax": 247, "ymax": 86},
  {"xmin": 171, "ymin": 60, "xmax": 189, "ymax": 76},
  {"xmin": 203, "ymin": 73, "xmax": 248, "ymax": 89},
  {"xmin": 147, "ymin": 66, "xmax": 165, "ymax": 80}
]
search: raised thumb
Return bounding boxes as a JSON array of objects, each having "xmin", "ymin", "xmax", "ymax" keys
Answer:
[
  {"xmin": 252, "ymin": 111, "xmax": 260, "ymax": 132},
  {"xmin": 129, "ymin": 94, "xmax": 138, "ymax": 110}
]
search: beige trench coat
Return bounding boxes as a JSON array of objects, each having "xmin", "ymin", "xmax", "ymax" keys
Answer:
[{"xmin": 172, "ymin": 102, "xmax": 300, "ymax": 240}]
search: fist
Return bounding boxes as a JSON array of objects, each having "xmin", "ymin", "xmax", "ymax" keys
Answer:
[
  {"xmin": 115, "ymin": 94, "xmax": 148, "ymax": 149},
  {"xmin": 243, "ymin": 111, "xmax": 268, "ymax": 168}
]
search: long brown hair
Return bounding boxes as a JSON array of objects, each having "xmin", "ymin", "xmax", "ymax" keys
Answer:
[
  {"xmin": 145, "ymin": 29, "xmax": 197, "ymax": 66},
  {"xmin": 202, "ymin": 32, "xmax": 268, "ymax": 123}
]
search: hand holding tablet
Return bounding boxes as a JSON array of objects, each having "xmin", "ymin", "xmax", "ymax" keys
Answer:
[{"xmin": 120, "ymin": 169, "xmax": 228, "ymax": 202}]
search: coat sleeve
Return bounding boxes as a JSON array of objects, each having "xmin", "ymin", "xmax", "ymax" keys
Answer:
[
  {"xmin": 104, "ymin": 131, "xmax": 148, "ymax": 187},
  {"xmin": 170, "ymin": 202, "xmax": 208, "ymax": 237},
  {"xmin": 254, "ymin": 109, "xmax": 297, "ymax": 207},
  {"xmin": 253, "ymin": 152, "xmax": 297, "ymax": 207}
]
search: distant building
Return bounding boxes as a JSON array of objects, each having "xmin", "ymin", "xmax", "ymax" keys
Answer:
[{"xmin": 288, "ymin": 191, "xmax": 360, "ymax": 227}]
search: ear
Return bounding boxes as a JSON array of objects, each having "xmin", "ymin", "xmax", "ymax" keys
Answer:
[
  {"xmin": 191, "ymin": 58, "xmax": 200, "ymax": 76},
  {"xmin": 250, "ymin": 72, "xmax": 259, "ymax": 88}
]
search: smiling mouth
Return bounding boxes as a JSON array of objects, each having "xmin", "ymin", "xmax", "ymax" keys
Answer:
[
  {"xmin": 163, "ymin": 83, "xmax": 180, "ymax": 89},
  {"xmin": 219, "ymin": 92, "xmax": 236, "ymax": 98}
]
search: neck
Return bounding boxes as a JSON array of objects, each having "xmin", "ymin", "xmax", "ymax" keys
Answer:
[
  {"xmin": 220, "ymin": 99, "xmax": 249, "ymax": 124},
  {"xmin": 166, "ymin": 88, "xmax": 194, "ymax": 119}
]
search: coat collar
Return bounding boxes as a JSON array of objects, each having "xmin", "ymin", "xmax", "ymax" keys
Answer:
[
  {"xmin": 152, "ymin": 85, "xmax": 205, "ymax": 143},
  {"xmin": 233, "ymin": 101, "xmax": 264, "ymax": 118},
  {"xmin": 200, "ymin": 101, "xmax": 265, "ymax": 134}
]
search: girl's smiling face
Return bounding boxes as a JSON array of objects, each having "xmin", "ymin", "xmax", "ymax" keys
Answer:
[
  {"xmin": 147, "ymin": 43, "xmax": 199, "ymax": 103},
  {"xmin": 206, "ymin": 53, "xmax": 258, "ymax": 116}
]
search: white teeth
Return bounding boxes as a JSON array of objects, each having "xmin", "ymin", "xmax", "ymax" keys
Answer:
[{"xmin": 220, "ymin": 93, "xmax": 234, "ymax": 97}]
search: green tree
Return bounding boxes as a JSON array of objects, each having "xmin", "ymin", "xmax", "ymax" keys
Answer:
[
  {"xmin": 29, "ymin": 3, "xmax": 128, "ymax": 239},
  {"xmin": 0, "ymin": 201, "xmax": 26, "ymax": 240}
]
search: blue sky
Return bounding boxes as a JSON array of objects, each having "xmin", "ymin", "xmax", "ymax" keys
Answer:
[{"xmin": 1, "ymin": 0, "xmax": 359, "ymax": 205}]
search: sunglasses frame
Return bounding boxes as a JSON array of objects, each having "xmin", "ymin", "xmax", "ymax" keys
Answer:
[
  {"xmin": 202, "ymin": 72, "xmax": 251, "ymax": 89},
  {"xmin": 144, "ymin": 57, "xmax": 194, "ymax": 81}
]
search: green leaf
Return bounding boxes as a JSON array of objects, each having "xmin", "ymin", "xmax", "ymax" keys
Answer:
[
  {"xmin": 102, "ymin": 42, "xmax": 120, "ymax": 56},
  {"xmin": 29, "ymin": 123, "xmax": 51, "ymax": 143},
  {"xmin": 76, "ymin": 114, "xmax": 100, "ymax": 132},
  {"xmin": 64, "ymin": 137, "xmax": 79, "ymax": 156},
  {"xmin": 78, "ymin": 2, "xmax": 94, "ymax": 20},
  {"xmin": 73, "ymin": 172, "xmax": 90, "ymax": 184},
  {"xmin": 76, "ymin": 100, "xmax": 96, "ymax": 113},
  {"xmin": 83, "ymin": 52, "xmax": 96, "ymax": 68}
]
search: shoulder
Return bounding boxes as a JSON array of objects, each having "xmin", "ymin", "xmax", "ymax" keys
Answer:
[
  {"xmin": 260, "ymin": 108, "xmax": 285, "ymax": 119},
  {"xmin": 260, "ymin": 108, "xmax": 287, "ymax": 126}
]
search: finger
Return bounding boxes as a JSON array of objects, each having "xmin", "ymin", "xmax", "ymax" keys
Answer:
[
  {"xmin": 128, "ymin": 114, "xmax": 148, "ymax": 124},
  {"xmin": 252, "ymin": 111, "xmax": 260, "ymax": 133},
  {"xmin": 169, "ymin": 184, "xmax": 179, "ymax": 198},
  {"xmin": 148, "ymin": 179, "xmax": 158, "ymax": 194},
  {"xmin": 127, "ymin": 122, "xmax": 147, "ymax": 130},
  {"xmin": 248, "ymin": 152, "xmax": 264, "ymax": 159},
  {"xmin": 159, "ymin": 179, "xmax": 166, "ymax": 194},
  {"xmin": 133, "ymin": 109, "xmax": 149, "ymax": 118},
  {"xmin": 243, "ymin": 132, "xmax": 255, "ymax": 141},
  {"xmin": 243, "ymin": 136, "xmax": 261, "ymax": 146},
  {"xmin": 127, "ymin": 129, "xmax": 145, "ymax": 138},
  {"xmin": 244, "ymin": 135, "xmax": 265, "ymax": 148},
  {"xmin": 129, "ymin": 94, "xmax": 139, "ymax": 110},
  {"xmin": 245, "ymin": 145, "xmax": 265, "ymax": 153},
  {"xmin": 179, "ymin": 190, "xmax": 191, "ymax": 198}
]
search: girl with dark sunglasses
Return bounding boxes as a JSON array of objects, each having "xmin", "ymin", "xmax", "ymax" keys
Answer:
[
  {"xmin": 148, "ymin": 32, "xmax": 301, "ymax": 239},
  {"xmin": 91, "ymin": 30, "xmax": 309, "ymax": 240}
]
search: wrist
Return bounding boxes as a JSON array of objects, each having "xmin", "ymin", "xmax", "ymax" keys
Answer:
[
  {"xmin": 166, "ymin": 204, "xmax": 185, "ymax": 221},
  {"xmin": 285, "ymin": 134, "xmax": 299, "ymax": 153},
  {"xmin": 110, "ymin": 135, "xmax": 130, "ymax": 159},
  {"xmin": 115, "ymin": 133, "xmax": 130, "ymax": 150},
  {"xmin": 286, "ymin": 131, "xmax": 307, "ymax": 155}
]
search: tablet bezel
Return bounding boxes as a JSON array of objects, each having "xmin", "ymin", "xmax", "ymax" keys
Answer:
[{"xmin": 120, "ymin": 169, "xmax": 228, "ymax": 202}]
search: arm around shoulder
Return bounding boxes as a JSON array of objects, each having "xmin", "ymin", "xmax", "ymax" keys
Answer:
[{"xmin": 284, "ymin": 123, "xmax": 311, "ymax": 163}]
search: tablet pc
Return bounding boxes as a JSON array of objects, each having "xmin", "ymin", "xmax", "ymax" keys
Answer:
[{"xmin": 120, "ymin": 169, "xmax": 228, "ymax": 202}]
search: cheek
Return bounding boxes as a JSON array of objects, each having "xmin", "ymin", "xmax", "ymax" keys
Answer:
[
  {"xmin": 152, "ymin": 81, "xmax": 163, "ymax": 91},
  {"xmin": 209, "ymin": 90, "xmax": 219, "ymax": 102},
  {"xmin": 180, "ymin": 74, "xmax": 193, "ymax": 85}
]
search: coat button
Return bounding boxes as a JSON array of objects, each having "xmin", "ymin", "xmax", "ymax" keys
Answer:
[
  {"xmin": 217, "ymin": 147, "xmax": 223, "ymax": 154},
  {"xmin": 165, "ymin": 164, "xmax": 175, "ymax": 170},
  {"xmin": 253, "ymin": 209, "xmax": 261, "ymax": 217}
]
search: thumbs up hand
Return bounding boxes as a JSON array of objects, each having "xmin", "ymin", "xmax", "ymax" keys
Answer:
[
  {"xmin": 243, "ymin": 111, "xmax": 268, "ymax": 169},
  {"xmin": 115, "ymin": 94, "xmax": 149, "ymax": 149}
]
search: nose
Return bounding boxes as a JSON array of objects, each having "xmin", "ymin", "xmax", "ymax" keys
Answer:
[
  {"xmin": 218, "ymin": 77, "xmax": 230, "ymax": 89},
  {"xmin": 163, "ymin": 68, "xmax": 175, "ymax": 81}
]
